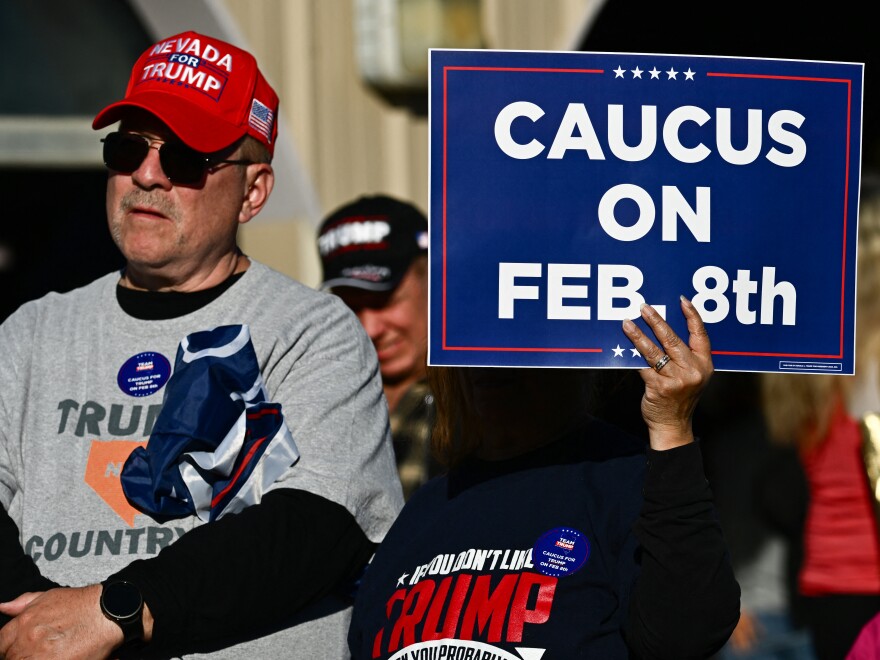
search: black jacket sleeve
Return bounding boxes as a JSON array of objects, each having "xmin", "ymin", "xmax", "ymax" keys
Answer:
[
  {"xmin": 0, "ymin": 506, "xmax": 61, "ymax": 627},
  {"xmin": 108, "ymin": 488, "xmax": 376, "ymax": 657},
  {"xmin": 624, "ymin": 441, "xmax": 741, "ymax": 660}
]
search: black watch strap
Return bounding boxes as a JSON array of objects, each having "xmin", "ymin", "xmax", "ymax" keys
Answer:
[{"xmin": 100, "ymin": 580, "xmax": 144, "ymax": 646}]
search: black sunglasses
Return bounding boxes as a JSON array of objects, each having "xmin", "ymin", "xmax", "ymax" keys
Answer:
[{"xmin": 101, "ymin": 132, "xmax": 255, "ymax": 185}]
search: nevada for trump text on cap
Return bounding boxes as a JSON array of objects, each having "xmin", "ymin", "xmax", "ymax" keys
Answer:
[
  {"xmin": 93, "ymin": 30, "xmax": 279, "ymax": 155},
  {"xmin": 318, "ymin": 195, "xmax": 429, "ymax": 292}
]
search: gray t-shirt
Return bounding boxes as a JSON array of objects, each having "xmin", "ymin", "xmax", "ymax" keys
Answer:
[{"xmin": 0, "ymin": 260, "xmax": 404, "ymax": 658}]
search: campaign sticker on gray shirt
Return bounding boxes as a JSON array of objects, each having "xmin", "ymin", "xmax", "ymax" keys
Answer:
[
  {"xmin": 117, "ymin": 351, "xmax": 171, "ymax": 397},
  {"xmin": 533, "ymin": 526, "xmax": 589, "ymax": 578}
]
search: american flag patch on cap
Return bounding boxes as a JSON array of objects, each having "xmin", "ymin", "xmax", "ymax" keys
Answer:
[{"xmin": 248, "ymin": 99, "xmax": 274, "ymax": 142}]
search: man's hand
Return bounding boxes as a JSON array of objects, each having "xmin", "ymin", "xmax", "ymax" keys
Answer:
[{"xmin": 0, "ymin": 585, "xmax": 122, "ymax": 659}]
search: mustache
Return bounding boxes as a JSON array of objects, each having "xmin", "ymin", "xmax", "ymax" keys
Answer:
[{"xmin": 119, "ymin": 190, "xmax": 179, "ymax": 221}]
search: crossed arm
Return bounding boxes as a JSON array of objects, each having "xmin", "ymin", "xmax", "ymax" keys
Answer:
[{"xmin": 0, "ymin": 489, "xmax": 375, "ymax": 659}]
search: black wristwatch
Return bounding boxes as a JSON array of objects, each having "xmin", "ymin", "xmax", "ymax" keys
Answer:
[{"xmin": 100, "ymin": 580, "xmax": 144, "ymax": 646}]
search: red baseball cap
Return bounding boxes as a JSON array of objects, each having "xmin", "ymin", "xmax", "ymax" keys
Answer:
[{"xmin": 93, "ymin": 30, "xmax": 279, "ymax": 155}]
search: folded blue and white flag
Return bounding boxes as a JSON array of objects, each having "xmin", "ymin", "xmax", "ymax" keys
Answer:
[{"xmin": 121, "ymin": 324, "xmax": 300, "ymax": 522}]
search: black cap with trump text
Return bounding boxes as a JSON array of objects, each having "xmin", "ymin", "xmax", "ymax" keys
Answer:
[{"xmin": 317, "ymin": 195, "xmax": 428, "ymax": 291}]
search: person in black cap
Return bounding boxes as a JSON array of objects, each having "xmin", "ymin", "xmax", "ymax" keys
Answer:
[{"xmin": 318, "ymin": 194, "xmax": 440, "ymax": 499}]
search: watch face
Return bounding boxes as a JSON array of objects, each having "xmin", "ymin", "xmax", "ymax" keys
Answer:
[{"xmin": 102, "ymin": 581, "xmax": 143, "ymax": 620}]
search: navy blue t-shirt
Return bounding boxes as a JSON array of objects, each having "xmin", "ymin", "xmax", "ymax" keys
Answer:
[{"xmin": 348, "ymin": 418, "xmax": 740, "ymax": 659}]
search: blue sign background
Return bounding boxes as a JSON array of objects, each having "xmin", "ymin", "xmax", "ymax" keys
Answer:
[{"xmin": 428, "ymin": 49, "xmax": 863, "ymax": 374}]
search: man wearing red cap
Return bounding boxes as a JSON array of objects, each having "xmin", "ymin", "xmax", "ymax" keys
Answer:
[{"xmin": 0, "ymin": 31, "xmax": 402, "ymax": 658}]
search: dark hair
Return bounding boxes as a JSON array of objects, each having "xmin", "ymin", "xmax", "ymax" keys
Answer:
[
  {"xmin": 426, "ymin": 366, "xmax": 479, "ymax": 468},
  {"xmin": 427, "ymin": 365, "xmax": 600, "ymax": 468},
  {"xmin": 237, "ymin": 135, "xmax": 272, "ymax": 164}
]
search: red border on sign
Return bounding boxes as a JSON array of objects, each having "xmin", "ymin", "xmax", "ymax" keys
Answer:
[{"xmin": 440, "ymin": 65, "xmax": 855, "ymax": 359}]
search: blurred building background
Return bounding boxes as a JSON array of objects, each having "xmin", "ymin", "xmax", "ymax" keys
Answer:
[
  {"xmin": 0, "ymin": 0, "xmax": 594, "ymax": 320},
  {"xmin": 0, "ymin": 0, "xmax": 875, "ymax": 320}
]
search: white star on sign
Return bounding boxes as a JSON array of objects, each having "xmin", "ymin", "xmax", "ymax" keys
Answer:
[
  {"xmin": 684, "ymin": 68, "xmax": 696, "ymax": 81},
  {"xmin": 612, "ymin": 345, "xmax": 625, "ymax": 357},
  {"xmin": 649, "ymin": 67, "xmax": 661, "ymax": 79},
  {"xmin": 631, "ymin": 66, "xmax": 643, "ymax": 79},
  {"xmin": 630, "ymin": 347, "xmax": 642, "ymax": 358},
  {"xmin": 397, "ymin": 573, "xmax": 409, "ymax": 586},
  {"xmin": 614, "ymin": 66, "xmax": 626, "ymax": 78},
  {"xmin": 666, "ymin": 67, "xmax": 678, "ymax": 80}
]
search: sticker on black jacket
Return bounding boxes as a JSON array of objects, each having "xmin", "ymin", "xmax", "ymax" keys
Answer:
[{"xmin": 533, "ymin": 527, "xmax": 589, "ymax": 578}]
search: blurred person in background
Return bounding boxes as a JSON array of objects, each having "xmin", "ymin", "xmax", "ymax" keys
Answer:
[
  {"xmin": 760, "ymin": 175, "xmax": 880, "ymax": 660},
  {"xmin": 848, "ymin": 610, "xmax": 880, "ymax": 659},
  {"xmin": 701, "ymin": 373, "xmax": 815, "ymax": 660},
  {"xmin": 318, "ymin": 194, "xmax": 440, "ymax": 499}
]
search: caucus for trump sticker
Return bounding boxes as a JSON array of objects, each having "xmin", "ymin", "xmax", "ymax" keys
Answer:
[
  {"xmin": 533, "ymin": 526, "xmax": 589, "ymax": 578},
  {"xmin": 117, "ymin": 352, "xmax": 171, "ymax": 397}
]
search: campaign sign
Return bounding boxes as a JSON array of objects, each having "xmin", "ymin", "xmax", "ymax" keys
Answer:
[{"xmin": 428, "ymin": 49, "xmax": 863, "ymax": 374}]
